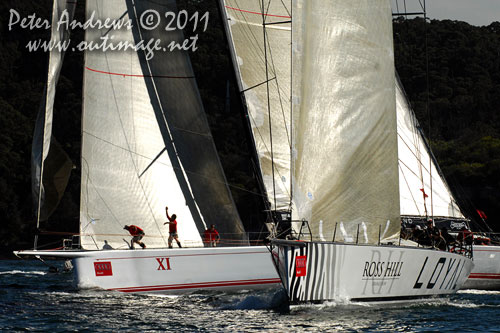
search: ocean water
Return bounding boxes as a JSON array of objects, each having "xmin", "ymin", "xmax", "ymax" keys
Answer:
[{"xmin": 1, "ymin": 260, "xmax": 499, "ymax": 332}]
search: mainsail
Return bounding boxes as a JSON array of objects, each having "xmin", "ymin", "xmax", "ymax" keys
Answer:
[
  {"xmin": 80, "ymin": 0, "xmax": 245, "ymax": 249},
  {"xmin": 219, "ymin": 0, "xmax": 292, "ymax": 212},
  {"xmin": 396, "ymin": 77, "xmax": 465, "ymax": 219},
  {"xmin": 32, "ymin": 0, "xmax": 76, "ymax": 227},
  {"xmin": 221, "ymin": 0, "xmax": 400, "ymax": 243},
  {"xmin": 291, "ymin": 0, "xmax": 400, "ymax": 243}
]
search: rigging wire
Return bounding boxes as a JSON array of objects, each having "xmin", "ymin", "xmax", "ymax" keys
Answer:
[
  {"xmin": 421, "ymin": 0, "xmax": 435, "ymax": 220},
  {"xmin": 289, "ymin": 0, "xmax": 293, "ymax": 211},
  {"xmin": 261, "ymin": 0, "xmax": 277, "ymax": 212}
]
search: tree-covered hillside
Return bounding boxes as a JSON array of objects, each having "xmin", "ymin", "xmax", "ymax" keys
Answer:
[
  {"xmin": 393, "ymin": 17, "xmax": 500, "ymax": 231},
  {"xmin": 0, "ymin": 2, "xmax": 498, "ymax": 256}
]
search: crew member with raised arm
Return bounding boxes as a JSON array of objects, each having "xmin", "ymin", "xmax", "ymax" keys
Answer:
[{"xmin": 164, "ymin": 206, "xmax": 182, "ymax": 248}]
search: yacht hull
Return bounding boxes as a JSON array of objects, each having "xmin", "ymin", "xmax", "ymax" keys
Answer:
[
  {"xmin": 462, "ymin": 245, "xmax": 500, "ymax": 290},
  {"xmin": 15, "ymin": 246, "xmax": 280, "ymax": 294},
  {"xmin": 270, "ymin": 240, "xmax": 473, "ymax": 303}
]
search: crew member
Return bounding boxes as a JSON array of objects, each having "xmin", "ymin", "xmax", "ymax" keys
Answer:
[
  {"xmin": 164, "ymin": 206, "xmax": 182, "ymax": 248},
  {"xmin": 123, "ymin": 225, "xmax": 146, "ymax": 249},
  {"xmin": 203, "ymin": 224, "xmax": 220, "ymax": 247},
  {"xmin": 440, "ymin": 227, "xmax": 456, "ymax": 250},
  {"xmin": 457, "ymin": 226, "xmax": 473, "ymax": 245}
]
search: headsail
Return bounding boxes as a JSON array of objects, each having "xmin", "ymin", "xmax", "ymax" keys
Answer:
[
  {"xmin": 219, "ymin": 0, "xmax": 292, "ymax": 212},
  {"xmin": 291, "ymin": 0, "xmax": 400, "ymax": 243},
  {"xmin": 32, "ymin": 0, "xmax": 76, "ymax": 227},
  {"xmin": 396, "ymin": 77, "xmax": 465, "ymax": 219},
  {"xmin": 80, "ymin": 0, "xmax": 245, "ymax": 249}
]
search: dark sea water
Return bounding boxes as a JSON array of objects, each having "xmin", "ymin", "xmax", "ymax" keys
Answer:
[{"xmin": 1, "ymin": 260, "xmax": 499, "ymax": 332}]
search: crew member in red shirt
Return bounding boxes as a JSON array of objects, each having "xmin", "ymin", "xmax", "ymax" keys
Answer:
[
  {"xmin": 163, "ymin": 206, "xmax": 182, "ymax": 248},
  {"xmin": 203, "ymin": 224, "xmax": 220, "ymax": 247},
  {"xmin": 457, "ymin": 227, "xmax": 473, "ymax": 245},
  {"xmin": 123, "ymin": 225, "xmax": 146, "ymax": 249}
]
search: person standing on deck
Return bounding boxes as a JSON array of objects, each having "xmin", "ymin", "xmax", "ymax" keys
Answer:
[
  {"xmin": 203, "ymin": 224, "xmax": 220, "ymax": 247},
  {"xmin": 164, "ymin": 206, "xmax": 182, "ymax": 248}
]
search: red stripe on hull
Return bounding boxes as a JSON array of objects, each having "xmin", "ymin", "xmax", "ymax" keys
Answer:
[
  {"xmin": 469, "ymin": 273, "xmax": 500, "ymax": 280},
  {"xmin": 110, "ymin": 278, "xmax": 281, "ymax": 293}
]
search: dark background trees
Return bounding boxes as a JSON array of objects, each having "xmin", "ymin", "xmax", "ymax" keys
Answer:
[
  {"xmin": 0, "ymin": 1, "xmax": 498, "ymax": 256},
  {"xmin": 393, "ymin": 17, "xmax": 500, "ymax": 231}
]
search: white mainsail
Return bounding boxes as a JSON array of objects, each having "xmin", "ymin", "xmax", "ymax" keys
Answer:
[
  {"xmin": 81, "ymin": 0, "xmax": 245, "ymax": 249},
  {"xmin": 32, "ymin": 0, "xmax": 76, "ymax": 226},
  {"xmin": 220, "ymin": 0, "xmax": 292, "ymax": 212},
  {"xmin": 291, "ymin": 0, "xmax": 400, "ymax": 243},
  {"xmin": 396, "ymin": 77, "xmax": 465, "ymax": 219}
]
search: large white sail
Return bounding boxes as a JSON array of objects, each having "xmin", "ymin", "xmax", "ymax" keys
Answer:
[
  {"xmin": 396, "ymin": 78, "xmax": 464, "ymax": 219},
  {"xmin": 219, "ymin": 0, "xmax": 292, "ymax": 212},
  {"xmin": 81, "ymin": 0, "xmax": 245, "ymax": 249},
  {"xmin": 291, "ymin": 0, "xmax": 400, "ymax": 243},
  {"xmin": 31, "ymin": 0, "xmax": 76, "ymax": 224}
]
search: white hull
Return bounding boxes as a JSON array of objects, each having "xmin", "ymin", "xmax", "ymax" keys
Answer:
[
  {"xmin": 462, "ymin": 245, "xmax": 500, "ymax": 290},
  {"xmin": 15, "ymin": 246, "xmax": 280, "ymax": 294},
  {"xmin": 271, "ymin": 240, "xmax": 473, "ymax": 303}
]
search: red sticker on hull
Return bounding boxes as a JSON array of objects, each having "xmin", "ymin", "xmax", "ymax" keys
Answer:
[
  {"xmin": 94, "ymin": 261, "xmax": 113, "ymax": 276},
  {"xmin": 296, "ymin": 255, "xmax": 307, "ymax": 277}
]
